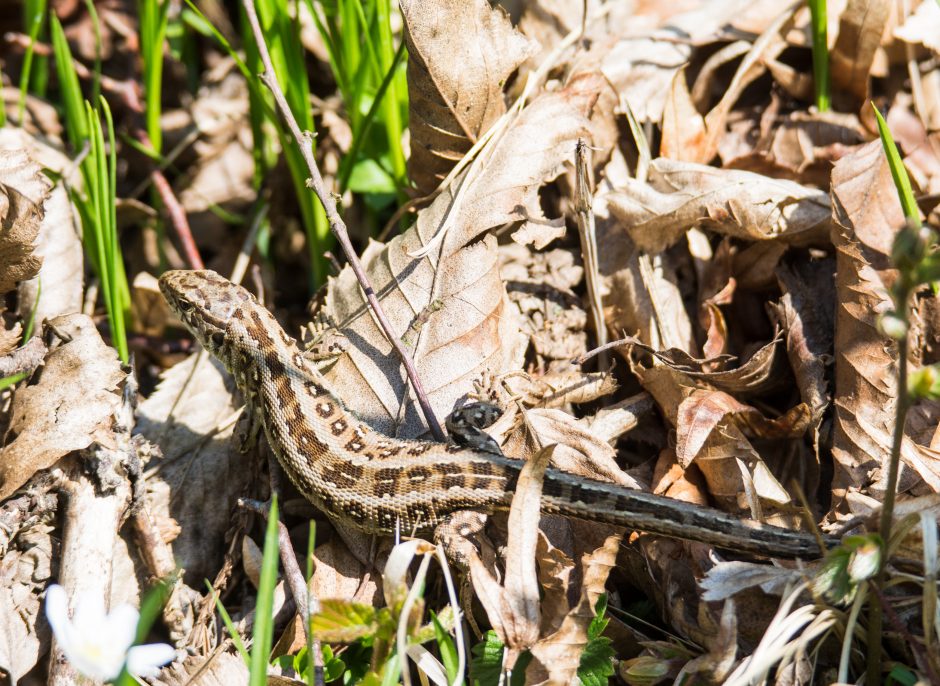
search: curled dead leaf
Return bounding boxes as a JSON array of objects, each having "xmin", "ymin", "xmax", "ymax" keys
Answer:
[{"xmin": 0, "ymin": 314, "xmax": 124, "ymax": 500}]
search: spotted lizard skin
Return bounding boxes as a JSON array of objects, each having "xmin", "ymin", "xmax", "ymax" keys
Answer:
[{"xmin": 159, "ymin": 269, "xmax": 834, "ymax": 558}]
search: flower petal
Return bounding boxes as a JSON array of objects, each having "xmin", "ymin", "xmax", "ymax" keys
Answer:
[
  {"xmin": 104, "ymin": 604, "xmax": 140, "ymax": 654},
  {"xmin": 44, "ymin": 585, "xmax": 71, "ymax": 642},
  {"xmin": 126, "ymin": 643, "xmax": 176, "ymax": 677},
  {"xmin": 71, "ymin": 591, "xmax": 107, "ymax": 636}
]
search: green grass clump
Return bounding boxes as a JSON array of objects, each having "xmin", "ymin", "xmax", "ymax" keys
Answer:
[{"xmin": 51, "ymin": 13, "xmax": 130, "ymax": 363}]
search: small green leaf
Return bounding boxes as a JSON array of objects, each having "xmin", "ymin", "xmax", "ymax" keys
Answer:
[
  {"xmin": 470, "ymin": 631, "xmax": 504, "ymax": 686},
  {"xmin": 321, "ymin": 644, "xmax": 346, "ymax": 683},
  {"xmin": 577, "ymin": 594, "xmax": 615, "ymax": 686},
  {"xmin": 311, "ymin": 599, "xmax": 380, "ymax": 643},
  {"xmin": 347, "ymin": 158, "xmax": 397, "ymax": 194},
  {"xmin": 886, "ymin": 664, "xmax": 919, "ymax": 685},
  {"xmin": 430, "ymin": 610, "xmax": 459, "ymax": 683}
]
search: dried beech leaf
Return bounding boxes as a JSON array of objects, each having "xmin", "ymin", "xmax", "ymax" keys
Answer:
[
  {"xmin": 676, "ymin": 390, "xmax": 811, "ymax": 469},
  {"xmin": 503, "ymin": 408, "xmax": 642, "ymax": 489},
  {"xmin": 0, "ymin": 152, "xmax": 46, "ymax": 294},
  {"xmin": 894, "ymin": 0, "xmax": 940, "ymax": 54},
  {"xmin": 151, "ymin": 651, "xmax": 250, "ymax": 686},
  {"xmin": 0, "ymin": 314, "xmax": 123, "ymax": 500},
  {"xmin": 607, "ymin": 158, "xmax": 831, "ymax": 254},
  {"xmin": 830, "ymin": 0, "xmax": 891, "ymax": 110},
  {"xmin": 0, "ymin": 128, "xmax": 84, "ymax": 324},
  {"xmin": 402, "ymin": 0, "xmax": 535, "ymax": 195},
  {"xmin": 526, "ymin": 534, "xmax": 620, "ymax": 685},
  {"xmin": 325, "ymin": 76, "xmax": 601, "ymax": 436},
  {"xmin": 599, "ymin": 0, "xmax": 749, "ymax": 125},
  {"xmin": 595, "ymin": 197, "xmax": 695, "ymax": 352},
  {"xmin": 0, "ymin": 525, "xmax": 51, "ymax": 682},
  {"xmin": 467, "ymin": 446, "xmax": 557, "ymax": 651},
  {"xmin": 829, "ymin": 140, "xmax": 903, "ymax": 505},
  {"xmin": 661, "ymin": 68, "xmax": 707, "ymax": 163},
  {"xmin": 311, "ymin": 540, "xmax": 380, "ymax": 606},
  {"xmin": 534, "ymin": 533, "xmax": 575, "ymax": 637}
]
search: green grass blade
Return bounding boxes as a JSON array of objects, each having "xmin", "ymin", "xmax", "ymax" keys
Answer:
[
  {"xmin": 872, "ymin": 103, "xmax": 922, "ymax": 226},
  {"xmin": 18, "ymin": 0, "xmax": 49, "ymax": 122},
  {"xmin": 808, "ymin": 0, "xmax": 830, "ymax": 112},
  {"xmin": 140, "ymin": 0, "xmax": 171, "ymax": 152},
  {"xmin": 50, "ymin": 14, "xmax": 88, "ymax": 147},
  {"xmin": 249, "ymin": 496, "xmax": 280, "ymax": 686},
  {"xmin": 206, "ymin": 581, "xmax": 251, "ymax": 663},
  {"xmin": 82, "ymin": 0, "xmax": 102, "ymax": 106},
  {"xmin": 339, "ymin": 39, "xmax": 407, "ymax": 192}
]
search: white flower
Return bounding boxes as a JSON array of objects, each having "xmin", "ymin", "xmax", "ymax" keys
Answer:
[{"xmin": 45, "ymin": 584, "xmax": 176, "ymax": 682}]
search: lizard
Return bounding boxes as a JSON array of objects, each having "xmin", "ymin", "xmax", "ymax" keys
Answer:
[{"xmin": 159, "ymin": 269, "xmax": 837, "ymax": 559}]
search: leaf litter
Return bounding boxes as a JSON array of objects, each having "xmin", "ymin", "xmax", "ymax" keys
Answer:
[{"xmin": 2, "ymin": 0, "xmax": 940, "ymax": 683}]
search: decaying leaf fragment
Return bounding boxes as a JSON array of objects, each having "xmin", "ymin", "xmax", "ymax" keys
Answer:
[
  {"xmin": 0, "ymin": 314, "xmax": 124, "ymax": 500},
  {"xmin": 607, "ymin": 158, "xmax": 831, "ymax": 254},
  {"xmin": 0, "ymin": 151, "xmax": 45, "ymax": 295}
]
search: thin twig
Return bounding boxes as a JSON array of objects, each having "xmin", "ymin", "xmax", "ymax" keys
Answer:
[
  {"xmin": 574, "ymin": 139, "xmax": 607, "ymax": 369},
  {"xmin": 869, "ymin": 288, "xmax": 911, "ymax": 681},
  {"xmin": 240, "ymin": 0, "xmax": 444, "ymax": 440},
  {"xmin": 142, "ymin": 133, "xmax": 204, "ymax": 270}
]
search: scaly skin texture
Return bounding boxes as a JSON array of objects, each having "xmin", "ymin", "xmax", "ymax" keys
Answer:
[{"xmin": 159, "ymin": 269, "xmax": 834, "ymax": 558}]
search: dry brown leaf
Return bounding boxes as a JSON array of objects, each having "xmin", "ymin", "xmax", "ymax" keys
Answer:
[
  {"xmin": 721, "ymin": 109, "xmax": 863, "ymax": 188},
  {"xmin": 310, "ymin": 539, "xmax": 380, "ymax": 606},
  {"xmin": 607, "ymin": 158, "xmax": 831, "ymax": 254},
  {"xmin": 0, "ymin": 128, "xmax": 84, "ymax": 328},
  {"xmin": 0, "ymin": 314, "xmax": 124, "ymax": 500},
  {"xmin": 829, "ymin": 140, "xmax": 904, "ymax": 505},
  {"xmin": 0, "ymin": 151, "xmax": 45, "ymax": 295},
  {"xmin": 772, "ymin": 257, "xmax": 835, "ymax": 449},
  {"xmin": 595, "ymin": 196, "xmax": 695, "ymax": 352},
  {"xmin": 894, "ymin": 0, "xmax": 940, "ymax": 54},
  {"xmin": 502, "ymin": 408, "xmax": 643, "ymax": 489},
  {"xmin": 151, "ymin": 651, "xmax": 250, "ymax": 686},
  {"xmin": 467, "ymin": 446, "xmax": 557, "ymax": 655},
  {"xmin": 887, "ymin": 101, "xmax": 940, "ymax": 196},
  {"xmin": 695, "ymin": 2, "xmax": 796, "ymax": 164},
  {"xmin": 661, "ymin": 68, "xmax": 708, "ymax": 163},
  {"xmin": 631, "ymin": 360, "xmax": 791, "ymax": 508},
  {"xmin": 402, "ymin": 0, "xmax": 535, "ymax": 195},
  {"xmin": 676, "ymin": 390, "xmax": 811, "ymax": 469},
  {"xmin": 534, "ymin": 533, "xmax": 575, "ymax": 637},
  {"xmin": 325, "ymin": 75, "xmax": 601, "ymax": 437},
  {"xmin": 830, "ymin": 0, "xmax": 891, "ymax": 111},
  {"xmin": 136, "ymin": 353, "xmax": 252, "ymax": 584},
  {"xmin": 0, "ymin": 524, "xmax": 52, "ymax": 683},
  {"xmin": 526, "ymin": 533, "xmax": 621, "ymax": 685},
  {"xmin": 599, "ymin": 0, "xmax": 749, "ymax": 125}
]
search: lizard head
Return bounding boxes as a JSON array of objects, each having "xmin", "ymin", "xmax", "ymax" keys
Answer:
[{"xmin": 159, "ymin": 269, "xmax": 254, "ymax": 358}]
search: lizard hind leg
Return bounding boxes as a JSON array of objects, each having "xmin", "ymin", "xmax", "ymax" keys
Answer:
[{"xmin": 433, "ymin": 510, "xmax": 492, "ymax": 570}]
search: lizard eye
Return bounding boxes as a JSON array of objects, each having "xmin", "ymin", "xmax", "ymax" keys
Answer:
[
  {"xmin": 211, "ymin": 332, "xmax": 225, "ymax": 348},
  {"xmin": 177, "ymin": 298, "xmax": 193, "ymax": 312}
]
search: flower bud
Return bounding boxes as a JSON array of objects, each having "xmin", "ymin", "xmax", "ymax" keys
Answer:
[
  {"xmin": 891, "ymin": 224, "xmax": 934, "ymax": 271},
  {"xmin": 879, "ymin": 312, "xmax": 908, "ymax": 340}
]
